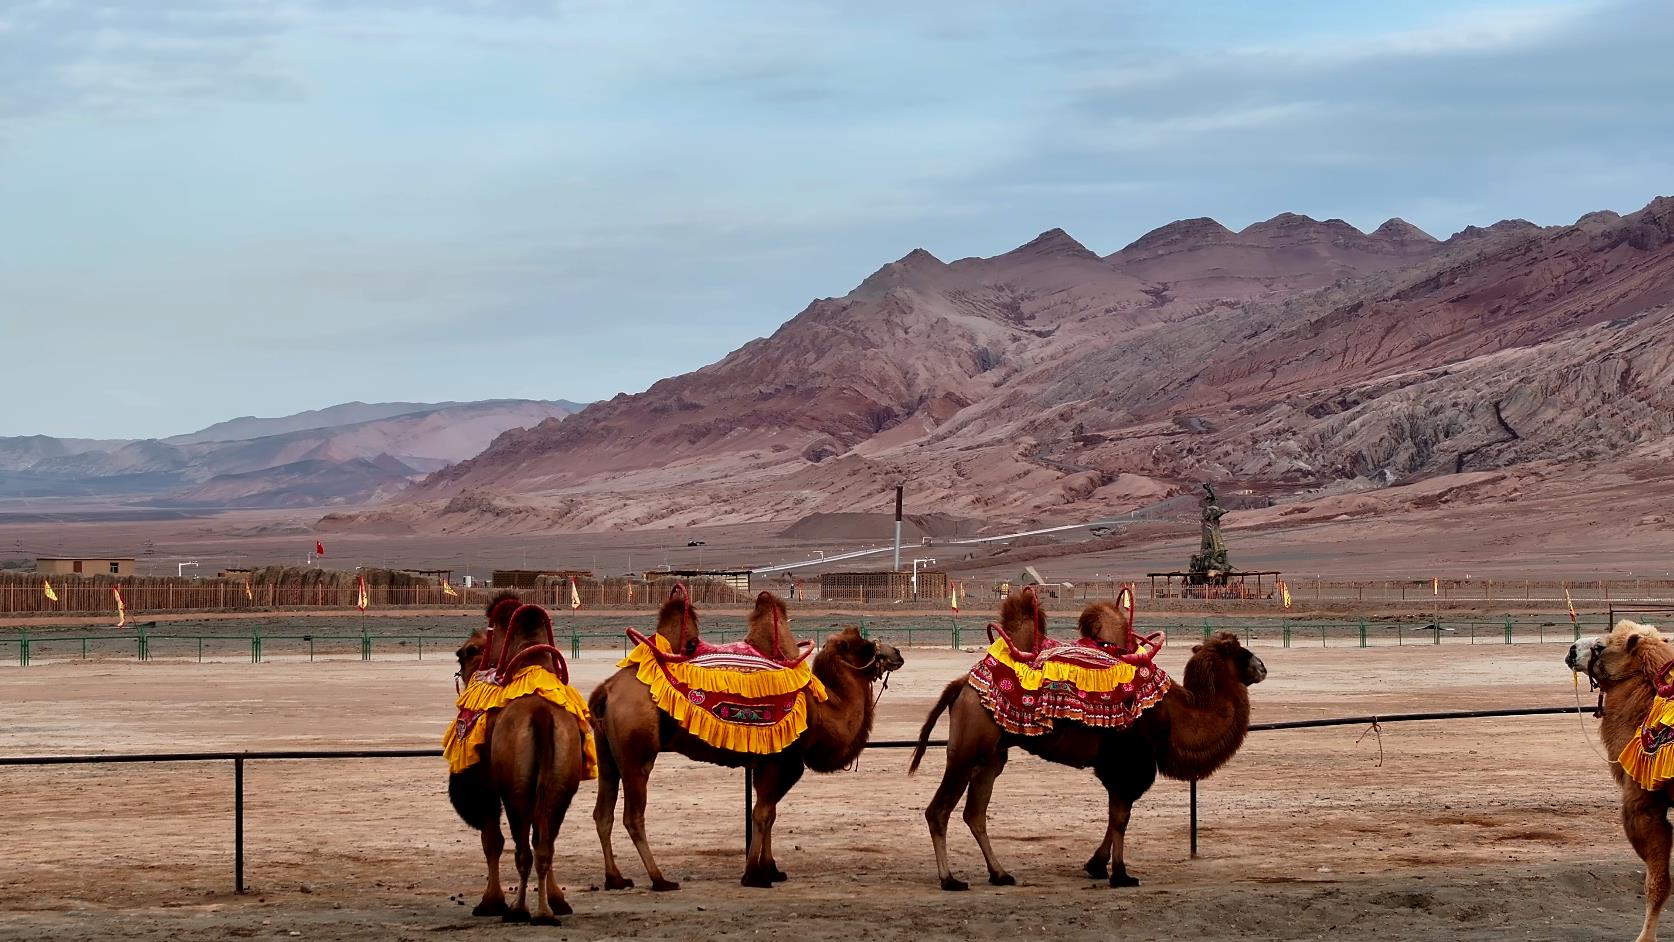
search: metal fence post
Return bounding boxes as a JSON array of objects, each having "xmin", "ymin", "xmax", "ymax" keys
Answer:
[
  {"xmin": 18, "ymin": 629, "xmax": 28, "ymax": 667},
  {"xmin": 743, "ymin": 764, "xmax": 755, "ymax": 849},
  {"xmin": 1358, "ymin": 619, "xmax": 1367, "ymax": 648},
  {"xmin": 1189, "ymin": 780, "xmax": 1199, "ymax": 859},
  {"xmin": 234, "ymin": 755, "xmax": 246, "ymax": 893},
  {"xmin": 1282, "ymin": 624, "xmax": 1291, "ymax": 648},
  {"xmin": 1504, "ymin": 617, "xmax": 1513, "ymax": 645}
]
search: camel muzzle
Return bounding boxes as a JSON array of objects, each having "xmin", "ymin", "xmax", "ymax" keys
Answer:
[
  {"xmin": 877, "ymin": 642, "xmax": 905, "ymax": 673},
  {"xmin": 1566, "ymin": 637, "xmax": 1600, "ymax": 675}
]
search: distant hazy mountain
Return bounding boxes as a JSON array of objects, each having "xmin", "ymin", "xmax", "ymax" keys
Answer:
[{"xmin": 0, "ymin": 399, "xmax": 582, "ymax": 507}]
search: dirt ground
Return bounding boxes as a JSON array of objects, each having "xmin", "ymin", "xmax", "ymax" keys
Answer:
[{"xmin": 0, "ymin": 638, "xmax": 1651, "ymax": 940}]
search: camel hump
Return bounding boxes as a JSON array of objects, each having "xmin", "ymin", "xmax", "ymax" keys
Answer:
[{"xmin": 746, "ymin": 591, "xmax": 795, "ymax": 661}]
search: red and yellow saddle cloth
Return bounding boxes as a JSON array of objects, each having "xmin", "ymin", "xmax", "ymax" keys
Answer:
[
  {"xmin": 619, "ymin": 633, "xmax": 830, "ymax": 755},
  {"xmin": 968, "ymin": 635, "xmax": 1171, "ymax": 736},
  {"xmin": 1620, "ymin": 694, "xmax": 1674, "ymax": 791},
  {"xmin": 442, "ymin": 665, "xmax": 599, "ymax": 780}
]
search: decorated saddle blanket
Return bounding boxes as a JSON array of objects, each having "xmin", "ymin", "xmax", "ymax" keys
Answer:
[
  {"xmin": 619, "ymin": 633, "xmax": 829, "ymax": 755},
  {"xmin": 442, "ymin": 665, "xmax": 598, "ymax": 780},
  {"xmin": 968, "ymin": 635, "xmax": 1170, "ymax": 737},
  {"xmin": 1620, "ymin": 695, "xmax": 1674, "ymax": 791}
]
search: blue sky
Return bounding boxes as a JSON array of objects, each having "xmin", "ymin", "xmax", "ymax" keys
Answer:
[{"xmin": 2, "ymin": 0, "xmax": 1670, "ymax": 439}]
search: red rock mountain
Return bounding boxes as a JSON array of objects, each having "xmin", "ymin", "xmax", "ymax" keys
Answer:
[{"xmin": 379, "ymin": 199, "xmax": 1674, "ymax": 533}]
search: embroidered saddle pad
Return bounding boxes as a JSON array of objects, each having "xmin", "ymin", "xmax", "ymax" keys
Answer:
[
  {"xmin": 442, "ymin": 665, "xmax": 599, "ymax": 780},
  {"xmin": 1620, "ymin": 695, "xmax": 1674, "ymax": 791},
  {"xmin": 968, "ymin": 635, "xmax": 1171, "ymax": 737},
  {"xmin": 619, "ymin": 634, "xmax": 829, "ymax": 755}
]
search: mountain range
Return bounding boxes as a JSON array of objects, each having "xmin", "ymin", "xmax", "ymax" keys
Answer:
[
  {"xmin": 0, "ymin": 400, "xmax": 579, "ymax": 507},
  {"xmin": 329, "ymin": 195, "xmax": 1673, "ymax": 535}
]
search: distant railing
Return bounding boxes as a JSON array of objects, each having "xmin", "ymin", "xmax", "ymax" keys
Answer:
[{"xmin": 0, "ymin": 612, "xmax": 1630, "ymax": 667}]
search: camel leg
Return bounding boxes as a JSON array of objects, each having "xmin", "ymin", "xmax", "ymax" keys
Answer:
[
  {"xmin": 1103, "ymin": 796, "xmax": 1138, "ymax": 888},
  {"xmin": 926, "ymin": 695, "xmax": 1002, "ymax": 892},
  {"xmin": 502, "ymin": 808, "xmax": 533, "ymax": 923},
  {"xmin": 1085, "ymin": 822, "xmax": 1114, "ymax": 880},
  {"xmin": 743, "ymin": 756, "xmax": 804, "ymax": 888},
  {"xmin": 963, "ymin": 747, "xmax": 1015, "ymax": 886},
  {"xmin": 471, "ymin": 824, "xmax": 509, "ymax": 917},
  {"xmin": 1625, "ymin": 787, "xmax": 1673, "ymax": 942},
  {"xmin": 593, "ymin": 736, "xmax": 634, "ymax": 890},
  {"xmin": 530, "ymin": 789, "xmax": 574, "ymax": 925},
  {"xmin": 621, "ymin": 755, "xmax": 680, "ymax": 892}
]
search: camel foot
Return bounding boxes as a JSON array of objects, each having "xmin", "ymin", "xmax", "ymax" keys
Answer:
[
  {"xmin": 940, "ymin": 876, "xmax": 969, "ymax": 892},
  {"xmin": 530, "ymin": 914, "xmax": 561, "ymax": 927},
  {"xmin": 770, "ymin": 866, "xmax": 788, "ymax": 883},
  {"xmin": 547, "ymin": 896, "xmax": 573, "ymax": 917},
  {"xmin": 740, "ymin": 870, "xmax": 775, "ymax": 889},
  {"xmin": 987, "ymin": 871, "xmax": 1016, "ymax": 887},
  {"xmin": 650, "ymin": 878, "xmax": 680, "ymax": 892},
  {"xmin": 1083, "ymin": 859, "xmax": 1108, "ymax": 880},
  {"xmin": 471, "ymin": 898, "xmax": 508, "ymax": 918},
  {"xmin": 603, "ymin": 874, "xmax": 634, "ymax": 891},
  {"xmin": 502, "ymin": 909, "xmax": 531, "ymax": 923},
  {"xmin": 1108, "ymin": 868, "xmax": 1141, "ymax": 889}
]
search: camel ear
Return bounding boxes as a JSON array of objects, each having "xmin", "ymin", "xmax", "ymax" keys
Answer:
[{"xmin": 1626, "ymin": 633, "xmax": 1642, "ymax": 653}]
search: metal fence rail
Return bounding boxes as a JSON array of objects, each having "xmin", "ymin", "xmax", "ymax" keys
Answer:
[
  {"xmin": 0, "ymin": 613, "xmax": 1621, "ymax": 667},
  {"xmin": 0, "ymin": 705, "xmax": 1588, "ymax": 893}
]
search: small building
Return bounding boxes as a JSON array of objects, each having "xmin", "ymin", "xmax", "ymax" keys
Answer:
[
  {"xmin": 36, "ymin": 556, "xmax": 135, "ymax": 577},
  {"xmin": 1146, "ymin": 570, "xmax": 1283, "ymax": 601},
  {"xmin": 492, "ymin": 569, "xmax": 592, "ymax": 589},
  {"xmin": 819, "ymin": 570, "xmax": 949, "ymax": 602}
]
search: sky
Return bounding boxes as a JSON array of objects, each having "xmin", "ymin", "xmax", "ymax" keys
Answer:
[{"xmin": 2, "ymin": 0, "xmax": 1671, "ymax": 439}]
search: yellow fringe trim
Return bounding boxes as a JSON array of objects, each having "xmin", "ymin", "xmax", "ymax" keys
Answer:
[
  {"xmin": 618, "ymin": 635, "xmax": 829, "ymax": 702},
  {"xmin": 442, "ymin": 666, "xmax": 598, "ymax": 780},
  {"xmin": 1620, "ymin": 695, "xmax": 1674, "ymax": 791},
  {"xmin": 618, "ymin": 637, "xmax": 826, "ymax": 755},
  {"xmin": 985, "ymin": 638, "xmax": 1138, "ymax": 693}
]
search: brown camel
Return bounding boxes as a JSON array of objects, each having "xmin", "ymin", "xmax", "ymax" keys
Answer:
[
  {"xmin": 590, "ymin": 591, "xmax": 903, "ymax": 889},
  {"xmin": 1567, "ymin": 619, "xmax": 1674, "ymax": 942},
  {"xmin": 488, "ymin": 603, "xmax": 588, "ymax": 923},
  {"xmin": 449, "ymin": 590, "xmax": 523, "ymax": 917},
  {"xmin": 911, "ymin": 589, "xmax": 1265, "ymax": 890}
]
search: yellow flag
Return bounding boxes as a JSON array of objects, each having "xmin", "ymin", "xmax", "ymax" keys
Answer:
[
  {"xmin": 441, "ymin": 580, "xmax": 459, "ymax": 599},
  {"xmin": 244, "ymin": 577, "xmax": 254, "ymax": 602},
  {"xmin": 1565, "ymin": 585, "xmax": 1578, "ymax": 623},
  {"xmin": 113, "ymin": 586, "xmax": 127, "ymax": 628},
  {"xmin": 1281, "ymin": 580, "xmax": 1293, "ymax": 610},
  {"xmin": 43, "ymin": 579, "xmax": 58, "ymax": 602},
  {"xmin": 570, "ymin": 577, "xmax": 581, "ymax": 611},
  {"xmin": 949, "ymin": 582, "xmax": 959, "ymax": 613},
  {"xmin": 1432, "ymin": 577, "xmax": 1439, "ymax": 596},
  {"xmin": 357, "ymin": 574, "xmax": 369, "ymax": 612}
]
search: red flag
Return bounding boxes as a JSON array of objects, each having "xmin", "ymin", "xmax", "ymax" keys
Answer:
[
  {"xmin": 357, "ymin": 573, "xmax": 369, "ymax": 612},
  {"xmin": 315, "ymin": 541, "xmax": 325, "ymax": 557}
]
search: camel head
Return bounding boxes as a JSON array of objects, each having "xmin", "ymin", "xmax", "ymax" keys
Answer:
[
  {"xmin": 1185, "ymin": 631, "xmax": 1268, "ymax": 694},
  {"xmin": 1077, "ymin": 586, "xmax": 1137, "ymax": 650},
  {"xmin": 747, "ymin": 590, "xmax": 794, "ymax": 661},
  {"xmin": 1567, "ymin": 619, "xmax": 1669, "ymax": 689},
  {"xmin": 999, "ymin": 585, "xmax": 1048, "ymax": 652},
  {"xmin": 818, "ymin": 625, "xmax": 905, "ymax": 682},
  {"xmin": 656, "ymin": 582, "xmax": 701, "ymax": 656},
  {"xmin": 456, "ymin": 590, "xmax": 523, "ymax": 680}
]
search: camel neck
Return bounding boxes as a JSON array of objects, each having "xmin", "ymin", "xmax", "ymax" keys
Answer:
[
  {"xmin": 1153, "ymin": 672, "xmax": 1252, "ymax": 782},
  {"xmin": 802, "ymin": 648, "xmax": 877, "ymax": 773}
]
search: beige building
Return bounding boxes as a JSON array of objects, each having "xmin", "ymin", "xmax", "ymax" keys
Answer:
[{"xmin": 36, "ymin": 557, "xmax": 135, "ymax": 577}]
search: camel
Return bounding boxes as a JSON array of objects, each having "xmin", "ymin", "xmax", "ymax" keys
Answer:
[
  {"xmin": 1567, "ymin": 619, "xmax": 1674, "ymax": 942},
  {"xmin": 449, "ymin": 596, "xmax": 589, "ymax": 924},
  {"xmin": 449, "ymin": 590, "xmax": 523, "ymax": 917},
  {"xmin": 910, "ymin": 588, "xmax": 1266, "ymax": 890},
  {"xmin": 590, "ymin": 590, "xmax": 904, "ymax": 889}
]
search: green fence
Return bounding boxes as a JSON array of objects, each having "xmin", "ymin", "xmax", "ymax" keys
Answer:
[{"xmin": 0, "ymin": 612, "xmax": 1616, "ymax": 667}]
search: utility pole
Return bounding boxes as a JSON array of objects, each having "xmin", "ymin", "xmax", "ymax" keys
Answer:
[{"xmin": 893, "ymin": 484, "xmax": 904, "ymax": 571}]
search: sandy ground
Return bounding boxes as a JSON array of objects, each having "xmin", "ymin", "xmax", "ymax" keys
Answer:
[{"xmin": 0, "ymin": 640, "xmax": 1651, "ymax": 941}]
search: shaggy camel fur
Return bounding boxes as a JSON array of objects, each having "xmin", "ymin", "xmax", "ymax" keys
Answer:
[
  {"xmin": 449, "ymin": 591, "xmax": 523, "ymax": 917},
  {"xmin": 912, "ymin": 591, "xmax": 1265, "ymax": 890},
  {"xmin": 1568, "ymin": 620, "xmax": 1674, "ymax": 942},
  {"xmin": 590, "ymin": 592, "xmax": 903, "ymax": 889}
]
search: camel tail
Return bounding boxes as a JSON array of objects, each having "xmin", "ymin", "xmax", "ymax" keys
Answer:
[
  {"xmin": 908, "ymin": 677, "xmax": 967, "ymax": 775},
  {"xmin": 529, "ymin": 702, "xmax": 557, "ymax": 813}
]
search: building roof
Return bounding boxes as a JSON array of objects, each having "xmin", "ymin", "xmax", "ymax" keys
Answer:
[{"xmin": 36, "ymin": 556, "xmax": 137, "ymax": 562}]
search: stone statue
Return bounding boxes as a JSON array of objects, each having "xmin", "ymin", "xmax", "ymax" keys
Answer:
[{"xmin": 1189, "ymin": 482, "xmax": 1230, "ymax": 583}]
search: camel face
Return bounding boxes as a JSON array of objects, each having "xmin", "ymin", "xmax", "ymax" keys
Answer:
[
  {"xmin": 1566, "ymin": 636, "xmax": 1602, "ymax": 677},
  {"xmin": 1240, "ymin": 648, "xmax": 1268, "ymax": 685},
  {"xmin": 456, "ymin": 630, "xmax": 490, "ymax": 681},
  {"xmin": 827, "ymin": 627, "xmax": 905, "ymax": 677}
]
